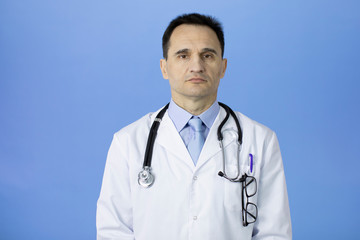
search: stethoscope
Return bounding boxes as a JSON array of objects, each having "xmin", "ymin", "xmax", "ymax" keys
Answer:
[{"xmin": 138, "ymin": 102, "xmax": 244, "ymax": 188}]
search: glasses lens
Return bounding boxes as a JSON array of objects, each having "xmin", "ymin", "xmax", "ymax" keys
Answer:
[
  {"xmin": 245, "ymin": 176, "xmax": 257, "ymax": 197},
  {"xmin": 245, "ymin": 202, "xmax": 258, "ymax": 224}
]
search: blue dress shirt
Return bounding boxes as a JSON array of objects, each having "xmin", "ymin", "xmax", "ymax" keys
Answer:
[{"xmin": 167, "ymin": 99, "xmax": 220, "ymax": 148}]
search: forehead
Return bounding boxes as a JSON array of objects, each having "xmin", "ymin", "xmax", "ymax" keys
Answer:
[{"xmin": 168, "ymin": 24, "xmax": 221, "ymax": 52}]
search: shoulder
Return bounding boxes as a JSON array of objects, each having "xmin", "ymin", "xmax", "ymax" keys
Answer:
[
  {"xmin": 113, "ymin": 106, "xmax": 164, "ymax": 141},
  {"xmin": 236, "ymin": 112, "xmax": 272, "ymax": 132},
  {"xmin": 234, "ymin": 111, "xmax": 276, "ymax": 142}
]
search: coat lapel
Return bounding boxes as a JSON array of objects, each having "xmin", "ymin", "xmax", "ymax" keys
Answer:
[
  {"xmin": 155, "ymin": 112, "xmax": 195, "ymax": 169},
  {"xmin": 153, "ymin": 106, "xmax": 239, "ymax": 172},
  {"xmin": 196, "ymin": 107, "xmax": 238, "ymax": 169}
]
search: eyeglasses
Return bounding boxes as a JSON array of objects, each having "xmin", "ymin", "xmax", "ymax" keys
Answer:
[{"xmin": 240, "ymin": 174, "xmax": 258, "ymax": 226}]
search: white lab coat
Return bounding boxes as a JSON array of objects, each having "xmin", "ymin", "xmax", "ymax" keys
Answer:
[{"xmin": 97, "ymin": 106, "xmax": 292, "ymax": 240}]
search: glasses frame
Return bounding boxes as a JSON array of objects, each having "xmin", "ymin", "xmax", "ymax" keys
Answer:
[{"xmin": 240, "ymin": 174, "xmax": 258, "ymax": 226}]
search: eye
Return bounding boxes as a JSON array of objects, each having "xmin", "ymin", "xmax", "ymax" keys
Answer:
[
  {"xmin": 178, "ymin": 54, "xmax": 188, "ymax": 59},
  {"xmin": 203, "ymin": 53, "xmax": 213, "ymax": 59}
]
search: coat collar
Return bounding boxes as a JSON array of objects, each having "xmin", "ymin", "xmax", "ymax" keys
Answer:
[{"xmin": 154, "ymin": 106, "xmax": 239, "ymax": 171}]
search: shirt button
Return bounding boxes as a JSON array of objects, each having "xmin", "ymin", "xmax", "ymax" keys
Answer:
[
  {"xmin": 193, "ymin": 216, "xmax": 197, "ymax": 220},
  {"xmin": 193, "ymin": 176, "xmax": 198, "ymax": 181}
]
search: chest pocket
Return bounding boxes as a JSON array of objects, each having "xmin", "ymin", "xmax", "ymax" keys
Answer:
[
  {"xmin": 223, "ymin": 161, "xmax": 257, "ymax": 212},
  {"xmin": 220, "ymin": 142, "xmax": 245, "ymax": 211},
  {"xmin": 223, "ymin": 165, "xmax": 243, "ymax": 211},
  {"xmin": 218, "ymin": 129, "xmax": 257, "ymax": 211},
  {"xmin": 221, "ymin": 148, "xmax": 256, "ymax": 211}
]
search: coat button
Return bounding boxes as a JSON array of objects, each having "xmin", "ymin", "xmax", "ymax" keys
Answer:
[
  {"xmin": 193, "ymin": 176, "xmax": 198, "ymax": 181},
  {"xmin": 193, "ymin": 216, "xmax": 197, "ymax": 220}
]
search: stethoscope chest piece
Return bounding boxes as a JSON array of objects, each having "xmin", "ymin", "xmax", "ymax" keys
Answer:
[{"xmin": 138, "ymin": 167, "xmax": 154, "ymax": 188}]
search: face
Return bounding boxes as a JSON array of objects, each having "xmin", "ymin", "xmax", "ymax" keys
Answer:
[{"xmin": 160, "ymin": 24, "xmax": 227, "ymax": 106}]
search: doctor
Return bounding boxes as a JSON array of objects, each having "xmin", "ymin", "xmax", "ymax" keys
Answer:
[{"xmin": 97, "ymin": 13, "xmax": 292, "ymax": 240}]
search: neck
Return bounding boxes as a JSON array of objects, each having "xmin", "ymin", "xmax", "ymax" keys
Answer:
[{"xmin": 172, "ymin": 96, "xmax": 216, "ymax": 116}]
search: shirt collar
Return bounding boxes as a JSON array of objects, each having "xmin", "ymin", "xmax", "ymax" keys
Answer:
[{"xmin": 168, "ymin": 99, "xmax": 220, "ymax": 132}]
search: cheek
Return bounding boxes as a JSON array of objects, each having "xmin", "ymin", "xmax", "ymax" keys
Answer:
[
  {"xmin": 208, "ymin": 62, "xmax": 223, "ymax": 75},
  {"xmin": 169, "ymin": 65, "xmax": 186, "ymax": 78},
  {"xmin": 211, "ymin": 68, "xmax": 223, "ymax": 79}
]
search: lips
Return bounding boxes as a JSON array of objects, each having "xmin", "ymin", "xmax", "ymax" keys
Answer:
[{"xmin": 187, "ymin": 77, "xmax": 206, "ymax": 82}]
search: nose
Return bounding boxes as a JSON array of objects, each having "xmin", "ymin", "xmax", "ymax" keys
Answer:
[{"xmin": 189, "ymin": 55, "xmax": 205, "ymax": 73}]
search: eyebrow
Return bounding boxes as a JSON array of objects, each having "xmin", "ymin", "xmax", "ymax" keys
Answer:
[
  {"xmin": 174, "ymin": 48, "xmax": 190, "ymax": 55},
  {"xmin": 174, "ymin": 48, "xmax": 218, "ymax": 56},
  {"xmin": 202, "ymin": 48, "xmax": 218, "ymax": 55}
]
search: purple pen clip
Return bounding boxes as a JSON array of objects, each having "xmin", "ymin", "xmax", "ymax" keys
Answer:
[{"xmin": 249, "ymin": 153, "xmax": 253, "ymax": 173}]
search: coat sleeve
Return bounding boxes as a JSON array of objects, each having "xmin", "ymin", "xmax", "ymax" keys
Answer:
[
  {"xmin": 252, "ymin": 131, "xmax": 292, "ymax": 240},
  {"xmin": 96, "ymin": 133, "xmax": 135, "ymax": 240}
]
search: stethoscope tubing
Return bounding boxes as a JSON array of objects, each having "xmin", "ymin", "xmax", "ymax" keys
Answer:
[
  {"xmin": 143, "ymin": 102, "xmax": 242, "ymax": 170},
  {"xmin": 218, "ymin": 102, "xmax": 242, "ymax": 144},
  {"xmin": 142, "ymin": 103, "xmax": 169, "ymax": 168},
  {"xmin": 138, "ymin": 103, "xmax": 257, "ymax": 226}
]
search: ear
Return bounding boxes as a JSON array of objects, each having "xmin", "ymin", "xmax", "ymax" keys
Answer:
[
  {"xmin": 220, "ymin": 58, "xmax": 227, "ymax": 79},
  {"xmin": 160, "ymin": 59, "xmax": 169, "ymax": 79}
]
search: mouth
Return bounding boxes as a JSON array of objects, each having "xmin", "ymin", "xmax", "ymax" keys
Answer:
[{"xmin": 187, "ymin": 77, "xmax": 206, "ymax": 83}]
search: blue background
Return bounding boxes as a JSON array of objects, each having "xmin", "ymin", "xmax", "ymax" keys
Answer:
[{"xmin": 1, "ymin": 0, "xmax": 359, "ymax": 239}]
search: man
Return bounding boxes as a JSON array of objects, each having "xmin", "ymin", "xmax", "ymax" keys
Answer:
[{"xmin": 97, "ymin": 13, "xmax": 292, "ymax": 240}]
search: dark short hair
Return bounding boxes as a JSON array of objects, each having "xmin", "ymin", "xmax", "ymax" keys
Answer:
[{"xmin": 162, "ymin": 13, "xmax": 225, "ymax": 59}]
